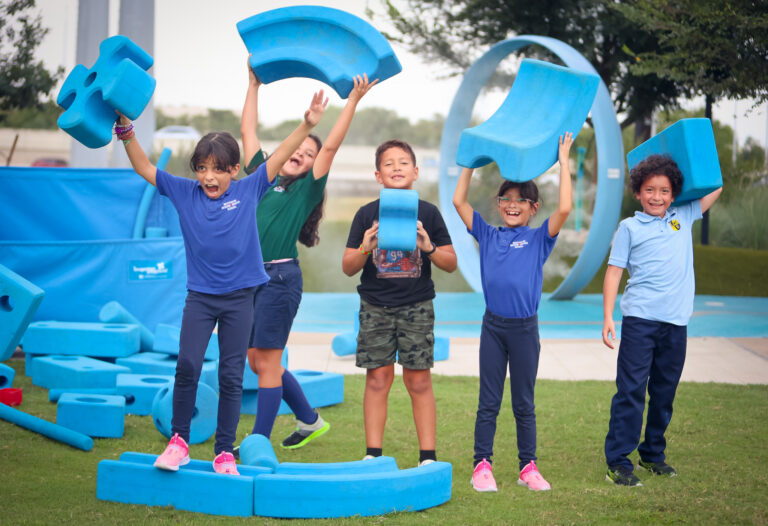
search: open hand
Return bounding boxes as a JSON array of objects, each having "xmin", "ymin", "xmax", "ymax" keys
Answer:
[
  {"xmin": 348, "ymin": 73, "xmax": 379, "ymax": 104},
  {"xmin": 304, "ymin": 90, "xmax": 328, "ymax": 127},
  {"xmin": 558, "ymin": 132, "xmax": 574, "ymax": 166}
]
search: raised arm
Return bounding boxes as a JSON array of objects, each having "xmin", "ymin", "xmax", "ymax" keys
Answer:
[
  {"xmin": 313, "ymin": 74, "xmax": 378, "ymax": 179},
  {"xmin": 602, "ymin": 264, "xmax": 624, "ymax": 349},
  {"xmin": 699, "ymin": 186, "xmax": 723, "ymax": 213},
  {"xmin": 452, "ymin": 167, "xmax": 475, "ymax": 230},
  {"xmin": 116, "ymin": 113, "xmax": 156, "ymax": 186},
  {"xmin": 548, "ymin": 132, "xmax": 574, "ymax": 237},
  {"xmin": 240, "ymin": 60, "xmax": 262, "ymax": 167}
]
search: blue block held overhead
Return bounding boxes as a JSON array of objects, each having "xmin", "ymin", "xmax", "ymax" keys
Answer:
[
  {"xmin": 152, "ymin": 382, "xmax": 217, "ymax": 444},
  {"xmin": 153, "ymin": 323, "xmax": 219, "ymax": 362},
  {"xmin": 0, "ymin": 264, "xmax": 45, "ymax": 362},
  {"xmin": 99, "ymin": 301, "xmax": 154, "ymax": 352},
  {"xmin": 57, "ymin": 393, "xmax": 125, "ymax": 438},
  {"xmin": 0, "ymin": 363, "xmax": 15, "ymax": 388},
  {"xmin": 31, "ymin": 355, "xmax": 130, "ymax": 390},
  {"xmin": 57, "ymin": 35, "xmax": 156, "ymax": 148},
  {"xmin": 237, "ymin": 6, "xmax": 401, "ymax": 99},
  {"xmin": 378, "ymin": 189, "xmax": 419, "ymax": 251},
  {"xmin": 627, "ymin": 118, "xmax": 723, "ymax": 204},
  {"xmin": 456, "ymin": 58, "xmax": 599, "ymax": 181},
  {"xmin": 23, "ymin": 321, "xmax": 140, "ymax": 358}
]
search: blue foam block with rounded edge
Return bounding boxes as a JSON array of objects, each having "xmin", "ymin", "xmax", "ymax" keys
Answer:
[
  {"xmin": 99, "ymin": 301, "xmax": 154, "ymax": 352},
  {"xmin": 151, "ymin": 381, "xmax": 217, "ymax": 444},
  {"xmin": 0, "ymin": 264, "xmax": 44, "ymax": 362},
  {"xmin": 152, "ymin": 323, "xmax": 219, "ymax": 362},
  {"xmin": 456, "ymin": 58, "xmax": 599, "ymax": 181},
  {"xmin": 377, "ymin": 188, "xmax": 419, "ymax": 251},
  {"xmin": 237, "ymin": 6, "xmax": 401, "ymax": 99},
  {"xmin": 239, "ymin": 433, "xmax": 279, "ymax": 471},
  {"xmin": 0, "ymin": 363, "xmax": 15, "ymax": 388},
  {"xmin": 0, "ymin": 401, "xmax": 93, "ymax": 451},
  {"xmin": 116, "ymin": 373, "xmax": 173, "ymax": 415},
  {"xmin": 31, "ymin": 355, "xmax": 131, "ymax": 389},
  {"xmin": 57, "ymin": 393, "xmax": 125, "ymax": 438},
  {"xmin": 626, "ymin": 118, "xmax": 723, "ymax": 204},
  {"xmin": 57, "ymin": 35, "xmax": 156, "ymax": 148}
]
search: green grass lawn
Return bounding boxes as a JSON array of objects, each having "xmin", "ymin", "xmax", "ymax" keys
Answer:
[{"xmin": 1, "ymin": 360, "xmax": 766, "ymax": 525}]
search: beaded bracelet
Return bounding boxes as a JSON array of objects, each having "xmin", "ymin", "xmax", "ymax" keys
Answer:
[{"xmin": 359, "ymin": 244, "xmax": 370, "ymax": 255}]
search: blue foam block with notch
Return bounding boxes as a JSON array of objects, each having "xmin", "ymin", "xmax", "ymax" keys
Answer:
[
  {"xmin": 49, "ymin": 387, "xmax": 118, "ymax": 402},
  {"xmin": 23, "ymin": 321, "xmax": 140, "ymax": 358},
  {"xmin": 57, "ymin": 393, "xmax": 125, "ymax": 438},
  {"xmin": 99, "ymin": 301, "xmax": 154, "ymax": 352},
  {"xmin": 242, "ymin": 348, "xmax": 288, "ymax": 389},
  {"xmin": 151, "ymin": 381, "xmax": 217, "ymax": 444},
  {"xmin": 116, "ymin": 352, "xmax": 218, "ymax": 392},
  {"xmin": 240, "ymin": 370, "xmax": 343, "ymax": 415},
  {"xmin": 0, "ymin": 401, "xmax": 93, "ymax": 451},
  {"xmin": 116, "ymin": 373, "xmax": 173, "ymax": 415},
  {"xmin": 0, "ymin": 264, "xmax": 44, "ymax": 362},
  {"xmin": 626, "ymin": 118, "xmax": 723, "ymax": 204},
  {"xmin": 57, "ymin": 35, "xmax": 156, "ymax": 148},
  {"xmin": 152, "ymin": 323, "xmax": 218, "ymax": 361},
  {"xmin": 0, "ymin": 363, "xmax": 15, "ymax": 388},
  {"xmin": 377, "ymin": 188, "xmax": 419, "ymax": 251},
  {"xmin": 457, "ymin": 58, "xmax": 599, "ymax": 181},
  {"xmin": 237, "ymin": 6, "xmax": 401, "ymax": 99},
  {"xmin": 31, "ymin": 355, "xmax": 130, "ymax": 389}
]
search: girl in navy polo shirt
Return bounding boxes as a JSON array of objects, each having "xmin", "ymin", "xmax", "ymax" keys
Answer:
[
  {"xmin": 115, "ymin": 89, "xmax": 327, "ymax": 475},
  {"xmin": 453, "ymin": 133, "xmax": 574, "ymax": 493}
]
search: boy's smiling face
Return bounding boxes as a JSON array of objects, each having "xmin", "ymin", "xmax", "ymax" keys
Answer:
[
  {"xmin": 497, "ymin": 187, "xmax": 538, "ymax": 228},
  {"xmin": 375, "ymin": 146, "xmax": 419, "ymax": 189},
  {"xmin": 635, "ymin": 174, "xmax": 674, "ymax": 217},
  {"xmin": 196, "ymin": 156, "xmax": 239, "ymax": 199}
]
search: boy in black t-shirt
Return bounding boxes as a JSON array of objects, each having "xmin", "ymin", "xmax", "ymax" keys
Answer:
[{"xmin": 342, "ymin": 139, "xmax": 457, "ymax": 466}]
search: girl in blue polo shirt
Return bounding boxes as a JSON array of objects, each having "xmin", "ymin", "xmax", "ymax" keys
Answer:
[
  {"xmin": 453, "ymin": 133, "xmax": 574, "ymax": 493},
  {"xmin": 114, "ymin": 89, "xmax": 327, "ymax": 476}
]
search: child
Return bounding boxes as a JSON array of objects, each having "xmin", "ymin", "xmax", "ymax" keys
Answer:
[
  {"xmin": 342, "ymin": 140, "xmax": 457, "ymax": 466},
  {"xmin": 602, "ymin": 154, "xmax": 722, "ymax": 486},
  {"xmin": 452, "ymin": 132, "xmax": 574, "ymax": 492},
  {"xmin": 239, "ymin": 68, "xmax": 377, "ymax": 450},
  {"xmin": 115, "ymin": 89, "xmax": 327, "ymax": 475}
]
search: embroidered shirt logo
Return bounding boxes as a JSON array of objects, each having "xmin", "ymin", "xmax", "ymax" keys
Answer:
[
  {"xmin": 273, "ymin": 186, "xmax": 285, "ymax": 193},
  {"xmin": 669, "ymin": 219, "xmax": 681, "ymax": 231},
  {"xmin": 510, "ymin": 240, "xmax": 529, "ymax": 249},
  {"xmin": 221, "ymin": 199, "xmax": 240, "ymax": 211}
]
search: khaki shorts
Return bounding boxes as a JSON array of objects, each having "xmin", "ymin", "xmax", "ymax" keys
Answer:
[{"xmin": 356, "ymin": 299, "xmax": 435, "ymax": 370}]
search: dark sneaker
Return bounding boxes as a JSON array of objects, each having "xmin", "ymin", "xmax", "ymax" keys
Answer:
[
  {"xmin": 281, "ymin": 414, "xmax": 330, "ymax": 449},
  {"xmin": 638, "ymin": 460, "xmax": 677, "ymax": 476},
  {"xmin": 606, "ymin": 465, "xmax": 643, "ymax": 486}
]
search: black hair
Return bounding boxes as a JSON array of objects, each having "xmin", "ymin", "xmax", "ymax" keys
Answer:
[
  {"xmin": 278, "ymin": 134, "xmax": 325, "ymax": 247},
  {"xmin": 375, "ymin": 139, "xmax": 417, "ymax": 170},
  {"xmin": 497, "ymin": 179, "xmax": 540, "ymax": 203},
  {"xmin": 629, "ymin": 154, "xmax": 683, "ymax": 197},
  {"xmin": 189, "ymin": 132, "xmax": 240, "ymax": 173}
]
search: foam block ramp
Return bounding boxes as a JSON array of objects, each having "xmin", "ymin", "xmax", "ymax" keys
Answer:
[
  {"xmin": 99, "ymin": 301, "xmax": 154, "ymax": 352},
  {"xmin": 153, "ymin": 323, "xmax": 219, "ymax": 361},
  {"xmin": 31, "ymin": 355, "xmax": 130, "ymax": 389},
  {"xmin": 151, "ymin": 382, "xmax": 217, "ymax": 444},
  {"xmin": 0, "ymin": 264, "xmax": 44, "ymax": 361},
  {"xmin": 0, "ymin": 401, "xmax": 93, "ymax": 451},
  {"xmin": 23, "ymin": 321, "xmax": 141, "ymax": 358},
  {"xmin": 116, "ymin": 352, "xmax": 218, "ymax": 392},
  {"xmin": 377, "ymin": 189, "xmax": 419, "ymax": 251},
  {"xmin": 57, "ymin": 393, "xmax": 125, "ymax": 438},
  {"xmin": 237, "ymin": 6, "xmax": 401, "ymax": 98},
  {"xmin": 627, "ymin": 118, "xmax": 723, "ymax": 204},
  {"xmin": 0, "ymin": 363, "xmax": 15, "ymax": 388},
  {"xmin": 456, "ymin": 58, "xmax": 599, "ymax": 181},
  {"xmin": 57, "ymin": 35, "xmax": 156, "ymax": 148},
  {"xmin": 116, "ymin": 373, "xmax": 173, "ymax": 415}
]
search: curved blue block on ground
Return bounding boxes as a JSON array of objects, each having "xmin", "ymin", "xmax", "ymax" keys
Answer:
[
  {"xmin": 151, "ymin": 382, "xmax": 217, "ymax": 444},
  {"xmin": 0, "ymin": 401, "xmax": 93, "ymax": 451},
  {"xmin": 237, "ymin": 6, "xmax": 401, "ymax": 99},
  {"xmin": 378, "ymin": 189, "xmax": 419, "ymax": 251},
  {"xmin": 627, "ymin": 118, "xmax": 723, "ymax": 204},
  {"xmin": 0, "ymin": 264, "xmax": 44, "ymax": 362},
  {"xmin": 57, "ymin": 35, "xmax": 156, "ymax": 148},
  {"xmin": 239, "ymin": 433, "xmax": 279, "ymax": 471},
  {"xmin": 0, "ymin": 363, "xmax": 15, "ymax": 388},
  {"xmin": 456, "ymin": 58, "xmax": 599, "ymax": 181}
]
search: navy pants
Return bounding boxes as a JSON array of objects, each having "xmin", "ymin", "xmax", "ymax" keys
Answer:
[
  {"xmin": 474, "ymin": 311, "xmax": 540, "ymax": 470},
  {"xmin": 605, "ymin": 316, "xmax": 687, "ymax": 469},
  {"xmin": 172, "ymin": 287, "xmax": 256, "ymax": 454}
]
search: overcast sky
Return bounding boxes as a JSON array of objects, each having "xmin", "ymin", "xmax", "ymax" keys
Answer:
[{"xmin": 34, "ymin": 0, "xmax": 768, "ymax": 148}]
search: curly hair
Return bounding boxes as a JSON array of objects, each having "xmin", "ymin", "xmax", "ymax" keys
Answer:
[
  {"xmin": 497, "ymin": 179, "xmax": 539, "ymax": 203},
  {"xmin": 278, "ymin": 134, "xmax": 325, "ymax": 247},
  {"xmin": 629, "ymin": 154, "xmax": 683, "ymax": 197}
]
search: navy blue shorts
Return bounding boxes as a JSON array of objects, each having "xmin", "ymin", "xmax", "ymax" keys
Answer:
[{"xmin": 250, "ymin": 259, "xmax": 302, "ymax": 349}]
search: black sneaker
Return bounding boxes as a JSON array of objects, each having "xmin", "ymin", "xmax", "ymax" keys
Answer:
[
  {"xmin": 280, "ymin": 415, "xmax": 330, "ymax": 449},
  {"xmin": 638, "ymin": 459, "xmax": 677, "ymax": 476},
  {"xmin": 606, "ymin": 465, "xmax": 643, "ymax": 486}
]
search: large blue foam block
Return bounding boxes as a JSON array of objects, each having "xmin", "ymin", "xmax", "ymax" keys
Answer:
[
  {"xmin": 151, "ymin": 382, "xmax": 217, "ymax": 444},
  {"xmin": 57, "ymin": 35, "xmax": 156, "ymax": 148},
  {"xmin": 116, "ymin": 352, "xmax": 218, "ymax": 392},
  {"xmin": 456, "ymin": 58, "xmax": 599, "ymax": 181},
  {"xmin": 23, "ymin": 321, "xmax": 140, "ymax": 358},
  {"xmin": 99, "ymin": 301, "xmax": 154, "ymax": 352},
  {"xmin": 237, "ymin": 6, "xmax": 401, "ymax": 99},
  {"xmin": 153, "ymin": 323, "xmax": 218, "ymax": 361},
  {"xmin": 627, "ymin": 118, "xmax": 723, "ymax": 204},
  {"xmin": 116, "ymin": 373, "xmax": 173, "ymax": 415},
  {"xmin": 377, "ymin": 189, "xmax": 419, "ymax": 251},
  {"xmin": 57, "ymin": 393, "xmax": 125, "ymax": 438},
  {"xmin": 241, "ymin": 370, "xmax": 343, "ymax": 415},
  {"xmin": 0, "ymin": 264, "xmax": 44, "ymax": 362},
  {"xmin": 0, "ymin": 401, "xmax": 93, "ymax": 451},
  {"xmin": 31, "ymin": 355, "xmax": 130, "ymax": 389},
  {"xmin": 0, "ymin": 363, "xmax": 15, "ymax": 388}
]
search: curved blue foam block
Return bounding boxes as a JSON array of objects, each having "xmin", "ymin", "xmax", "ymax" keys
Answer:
[
  {"xmin": 276, "ymin": 455, "xmax": 398, "ymax": 476},
  {"xmin": 57, "ymin": 393, "xmax": 125, "ymax": 438},
  {"xmin": 0, "ymin": 264, "xmax": 44, "ymax": 362},
  {"xmin": 239, "ymin": 433, "xmax": 279, "ymax": 471},
  {"xmin": 151, "ymin": 382, "xmax": 217, "ymax": 444},
  {"xmin": 237, "ymin": 6, "xmax": 402, "ymax": 99},
  {"xmin": 378, "ymin": 189, "xmax": 419, "ymax": 251},
  {"xmin": 99, "ymin": 301, "xmax": 154, "ymax": 352},
  {"xmin": 0, "ymin": 363, "xmax": 15, "ymax": 388},
  {"xmin": 57, "ymin": 35, "xmax": 156, "ymax": 148},
  {"xmin": 0, "ymin": 401, "xmax": 93, "ymax": 451},
  {"xmin": 627, "ymin": 118, "xmax": 723, "ymax": 204},
  {"xmin": 457, "ymin": 58, "xmax": 599, "ymax": 181}
]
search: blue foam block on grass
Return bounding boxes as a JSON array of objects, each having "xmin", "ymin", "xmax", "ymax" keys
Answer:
[
  {"xmin": 99, "ymin": 301, "xmax": 154, "ymax": 352},
  {"xmin": 377, "ymin": 188, "xmax": 419, "ymax": 251},
  {"xmin": 626, "ymin": 118, "xmax": 723, "ymax": 204},
  {"xmin": 116, "ymin": 373, "xmax": 173, "ymax": 415},
  {"xmin": 23, "ymin": 321, "xmax": 140, "ymax": 358},
  {"xmin": 242, "ymin": 348, "xmax": 288, "ymax": 389},
  {"xmin": 153, "ymin": 323, "xmax": 218, "ymax": 361},
  {"xmin": 276, "ymin": 455, "xmax": 398, "ymax": 476},
  {"xmin": 239, "ymin": 433, "xmax": 279, "ymax": 471},
  {"xmin": 151, "ymin": 382, "xmax": 217, "ymax": 444},
  {"xmin": 0, "ymin": 264, "xmax": 44, "ymax": 362},
  {"xmin": 116, "ymin": 352, "xmax": 218, "ymax": 392},
  {"xmin": 49, "ymin": 387, "xmax": 118, "ymax": 402},
  {"xmin": 57, "ymin": 393, "xmax": 125, "ymax": 438},
  {"xmin": 31, "ymin": 355, "xmax": 130, "ymax": 389},
  {"xmin": 241, "ymin": 370, "xmax": 343, "ymax": 415},
  {"xmin": 0, "ymin": 401, "xmax": 93, "ymax": 451},
  {"xmin": 0, "ymin": 363, "xmax": 15, "ymax": 388}
]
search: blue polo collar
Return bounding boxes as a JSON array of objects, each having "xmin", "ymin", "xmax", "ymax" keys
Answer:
[{"xmin": 634, "ymin": 207, "xmax": 676, "ymax": 223}]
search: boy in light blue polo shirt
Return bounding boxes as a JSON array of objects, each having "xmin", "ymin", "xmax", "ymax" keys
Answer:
[{"xmin": 602, "ymin": 154, "xmax": 722, "ymax": 486}]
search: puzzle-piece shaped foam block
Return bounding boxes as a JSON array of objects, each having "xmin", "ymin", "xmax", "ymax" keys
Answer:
[
  {"xmin": 99, "ymin": 301, "xmax": 154, "ymax": 352},
  {"xmin": 237, "ymin": 6, "xmax": 402, "ymax": 99},
  {"xmin": 242, "ymin": 348, "xmax": 288, "ymax": 390},
  {"xmin": 457, "ymin": 58, "xmax": 600, "ymax": 181},
  {"xmin": 627, "ymin": 118, "xmax": 723, "ymax": 204},
  {"xmin": 153, "ymin": 323, "xmax": 218, "ymax": 362},
  {"xmin": 0, "ymin": 264, "xmax": 44, "ymax": 362},
  {"xmin": 23, "ymin": 321, "xmax": 140, "ymax": 358},
  {"xmin": 57, "ymin": 35, "xmax": 156, "ymax": 148},
  {"xmin": 152, "ymin": 382, "xmax": 217, "ymax": 444},
  {"xmin": 0, "ymin": 363, "xmax": 15, "ymax": 388},
  {"xmin": 0, "ymin": 401, "xmax": 93, "ymax": 451},
  {"xmin": 31, "ymin": 355, "xmax": 130, "ymax": 389},
  {"xmin": 116, "ymin": 373, "xmax": 173, "ymax": 415},
  {"xmin": 116, "ymin": 352, "xmax": 218, "ymax": 392},
  {"xmin": 57, "ymin": 393, "xmax": 125, "ymax": 438},
  {"xmin": 377, "ymin": 188, "xmax": 419, "ymax": 251},
  {"xmin": 240, "ymin": 370, "xmax": 343, "ymax": 416}
]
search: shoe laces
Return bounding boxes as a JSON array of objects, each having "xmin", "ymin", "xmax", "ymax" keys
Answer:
[{"xmin": 215, "ymin": 452, "xmax": 237, "ymax": 473}]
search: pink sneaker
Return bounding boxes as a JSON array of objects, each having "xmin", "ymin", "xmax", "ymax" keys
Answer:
[
  {"xmin": 471, "ymin": 459, "xmax": 498, "ymax": 492},
  {"xmin": 154, "ymin": 433, "xmax": 190, "ymax": 471},
  {"xmin": 213, "ymin": 451, "xmax": 240, "ymax": 476},
  {"xmin": 518, "ymin": 460, "xmax": 551, "ymax": 491}
]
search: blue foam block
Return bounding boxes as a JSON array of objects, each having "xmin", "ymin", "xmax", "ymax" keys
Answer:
[
  {"xmin": 57, "ymin": 35, "xmax": 156, "ymax": 148},
  {"xmin": 31, "ymin": 355, "xmax": 130, "ymax": 389},
  {"xmin": 0, "ymin": 264, "xmax": 44, "ymax": 362},
  {"xmin": 151, "ymin": 381, "xmax": 217, "ymax": 444},
  {"xmin": 331, "ymin": 331, "xmax": 357, "ymax": 357},
  {"xmin": 99, "ymin": 301, "xmax": 154, "ymax": 352},
  {"xmin": 377, "ymin": 188, "xmax": 419, "ymax": 251},
  {"xmin": 434, "ymin": 336, "xmax": 450, "ymax": 361},
  {"xmin": 276, "ymin": 455, "xmax": 398, "ymax": 476},
  {"xmin": 0, "ymin": 401, "xmax": 93, "ymax": 451},
  {"xmin": 241, "ymin": 370, "xmax": 343, "ymax": 416},
  {"xmin": 116, "ymin": 352, "xmax": 218, "ymax": 392},
  {"xmin": 49, "ymin": 387, "xmax": 118, "ymax": 402},
  {"xmin": 57, "ymin": 393, "xmax": 125, "ymax": 438},
  {"xmin": 239, "ymin": 433, "xmax": 279, "ymax": 471},
  {"xmin": 23, "ymin": 321, "xmax": 141, "ymax": 358},
  {"xmin": 0, "ymin": 363, "xmax": 15, "ymax": 388},
  {"xmin": 116, "ymin": 373, "xmax": 173, "ymax": 415},
  {"xmin": 626, "ymin": 118, "xmax": 723, "ymax": 204},
  {"xmin": 152, "ymin": 323, "xmax": 219, "ymax": 362},
  {"xmin": 242, "ymin": 348, "xmax": 289, "ymax": 389},
  {"xmin": 457, "ymin": 58, "xmax": 599, "ymax": 181},
  {"xmin": 237, "ymin": 6, "xmax": 401, "ymax": 99}
]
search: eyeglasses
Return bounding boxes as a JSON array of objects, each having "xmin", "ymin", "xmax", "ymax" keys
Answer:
[{"xmin": 497, "ymin": 196, "xmax": 535, "ymax": 206}]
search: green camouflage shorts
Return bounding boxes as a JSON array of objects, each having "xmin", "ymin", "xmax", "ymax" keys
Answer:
[{"xmin": 356, "ymin": 299, "xmax": 435, "ymax": 370}]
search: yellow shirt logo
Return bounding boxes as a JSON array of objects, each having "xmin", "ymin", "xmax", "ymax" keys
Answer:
[{"xmin": 670, "ymin": 219, "xmax": 681, "ymax": 231}]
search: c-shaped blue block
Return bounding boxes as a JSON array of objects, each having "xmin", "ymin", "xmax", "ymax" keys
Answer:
[
  {"xmin": 237, "ymin": 6, "xmax": 402, "ymax": 99},
  {"xmin": 456, "ymin": 58, "xmax": 600, "ymax": 181},
  {"xmin": 377, "ymin": 189, "xmax": 419, "ymax": 251},
  {"xmin": 0, "ymin": 363, "xmax": 15, "ymax": 388},
  {"xmin": 57, "ymin": 35, "xmax": 156, "ymax": 148},
  {"xmin": 627, "ymin": 118, "xmax": 723, "ymax": 204},
  {"xmin": 0, "ymin": 264, "xmax": 44, "ymax": 362}
]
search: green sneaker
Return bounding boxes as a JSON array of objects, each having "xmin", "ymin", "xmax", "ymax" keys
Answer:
[
  {"xmin": 606, "ymin": 465, "xmax": 643, "ymax": 486},
  {"xmin": 638, "ymin": 460, "xmax": 677, "ymax": 476},
  {"xmin": 281, "ymin": 414, "xmax": 330, "ymax": 449}
]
